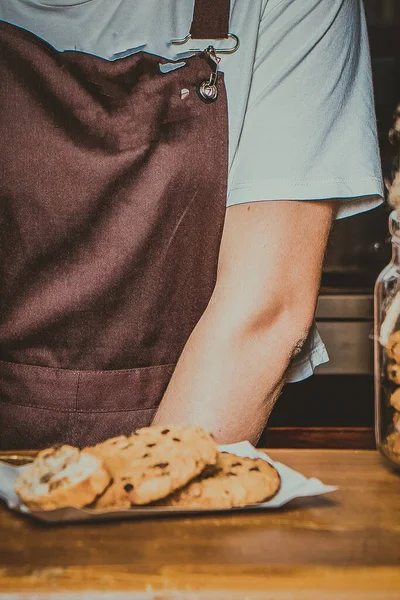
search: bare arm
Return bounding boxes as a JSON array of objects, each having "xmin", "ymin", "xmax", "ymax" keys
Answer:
[{"xmin": 152, "ymin": 199, "xmax": 335, "ymax": 444}]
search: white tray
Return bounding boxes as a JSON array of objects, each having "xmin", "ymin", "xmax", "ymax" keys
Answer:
[{"xmin": 0, "ymin": 442, "xmax": 337, "ymax": 523}]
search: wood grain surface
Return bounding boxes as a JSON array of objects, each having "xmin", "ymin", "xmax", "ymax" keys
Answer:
[{"xmin": 1, "ymin": 449, "xmax": 400, "ymax": 599}]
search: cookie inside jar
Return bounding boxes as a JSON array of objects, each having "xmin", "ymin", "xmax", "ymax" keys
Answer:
[
  {"xmin": 382, "ymin": 335, "xmax": 400, "ymax": 467},
  {"xmin": 375, "ymin": 209, "xmax": 400, "ymax": 469}
]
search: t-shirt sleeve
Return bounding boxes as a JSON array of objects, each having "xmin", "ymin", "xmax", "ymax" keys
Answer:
[{"xmin": 227, "ymin": 0, "xmax": 384, "ymax": 219}]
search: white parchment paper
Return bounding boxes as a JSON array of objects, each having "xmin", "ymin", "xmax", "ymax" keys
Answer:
[{"xmin": 0, "ymin": 442, "xmax": 338, "ymax": 523}]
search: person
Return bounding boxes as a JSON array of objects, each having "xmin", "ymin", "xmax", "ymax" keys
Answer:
[{"xmin": 0, "ymin": 0, "xmax": 384, "ymax": 449}]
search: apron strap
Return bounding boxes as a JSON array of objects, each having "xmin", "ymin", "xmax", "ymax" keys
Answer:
[{"xmin": 190, "ymin": 0, "xmax": 231, "ymax": 40}]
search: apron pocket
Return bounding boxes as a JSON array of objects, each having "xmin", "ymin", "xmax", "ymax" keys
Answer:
[{"xmin": 0, "ymin": 359, "xmax": 175, "ymax": 449}]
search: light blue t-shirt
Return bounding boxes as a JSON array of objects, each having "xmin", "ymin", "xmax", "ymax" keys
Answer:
[{"xmin": 0, "ymin": 0, "xmax": 385, "ymax": 381}]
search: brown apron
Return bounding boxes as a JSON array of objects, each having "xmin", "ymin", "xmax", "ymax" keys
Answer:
[{"xmin": 0, "ymin": 0, "xmax": 230, "ymax": 449}]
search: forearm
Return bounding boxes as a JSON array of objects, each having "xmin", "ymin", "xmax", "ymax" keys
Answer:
[
  {"xmin": 153, "ymin": 200, "xmax": 334, "ymax": 443},
  {"xmin": 152, "ymin": 297, "xmax": 305, "ymax": 445}
]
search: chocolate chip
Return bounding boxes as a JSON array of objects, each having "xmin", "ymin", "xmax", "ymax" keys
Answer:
[
  {"xmin": 201, "ymin": 465, "xmax": 221, "ymax": 479},
  {"xmin": 249, "ymin": 466, "xmax": 260, "ymax": 472},
  {"xmin": 124, "ymin": 483, "xmax": 134, "ymax": 492},
  {"xmin": 226, "ymin": 472, "xmax": 237, "ymax": 476},
  {"xmin": 40, "ymin": 473, "xmax": 53, "ymax": 484},
  {"xmin": 161, "ymin": 429, "xmax": 170, "ymax": 435},
  {"xmin": 142, "ymin": 453, "xmax": 150, "ymax": 458},
  {"xmin": 49, "ymin": 478, "xmax": 66, "ymax": 491},
  {"xmin": 231, "ymin": 462, "xmax": 242, "ymax": 467},
  {"xmin": 172, "ymin": 438, "xmax": 181, "ymax": 442},
  {"xmin": 147, "ymin": 443, "xmax": 156, "ymax": 448},
  {"xmin": 152, "ymin": 462, "xmax": 169, "ymax": 469}
]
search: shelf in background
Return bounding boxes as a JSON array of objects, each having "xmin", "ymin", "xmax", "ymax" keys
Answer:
[{"xmin": 261, "ymin": 426, "xmax": 375, "ymax": 450}]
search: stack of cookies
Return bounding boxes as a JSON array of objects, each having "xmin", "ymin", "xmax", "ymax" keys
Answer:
[
  {"xmin": 384, "ymin": 332, "xmax": 400, "ymax": 459},
  {"xmin": 14, "ymin": 425, "xmax": 281, "ymax": 511}
]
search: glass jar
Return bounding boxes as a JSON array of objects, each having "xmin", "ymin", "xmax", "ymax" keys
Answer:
[{"xmin": 375, "ymin": 209, "xmax": 400, "ymax": 469}]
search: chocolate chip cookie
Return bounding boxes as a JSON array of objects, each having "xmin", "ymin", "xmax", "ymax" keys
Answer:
[
  {"xmin": 383, "ymin": 431, "xmax": 400, "ymax": 457},
  {"xmin": 388, "ymin": 362, "xmax": 400, "ymax": 385},
  {"xmin": 390, "ymin": 388, "xmax": 400, "ymax": 412},
  {"xmin": 87, "ymin": 425, "xmax": 217, "ymax": 507},
  {"xmin": 14, "ymin": 445, "xmax": 111, "ymax": 510},
  {"xmin": 393, "ymin": 411, "xmax": 400, "ymax": 433},
  {"xmin": 386, "ymin": 331, "xmax": 400, "ymax": 364},
  {"xmin": 160, "ymin": 452, "xmax": 281, "ymax": 509}
]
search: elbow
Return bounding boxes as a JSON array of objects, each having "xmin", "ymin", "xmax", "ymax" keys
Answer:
[
  {"xmin": 208, "ymin": 282, "xmax": 317, "ymax": 362},
  {"xmin": 238, "ymin": 295, "xmax": 316, "ymax": 362}
]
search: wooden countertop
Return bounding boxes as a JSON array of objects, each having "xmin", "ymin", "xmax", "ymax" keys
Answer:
[{"xmin": 1, "ymin": 449, "xmax": 400, "ymax": 599}]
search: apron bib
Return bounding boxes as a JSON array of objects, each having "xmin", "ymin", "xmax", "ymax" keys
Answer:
[{"xmin": 0, "ymin": 1, "xmax": 230, "ymax": 449}]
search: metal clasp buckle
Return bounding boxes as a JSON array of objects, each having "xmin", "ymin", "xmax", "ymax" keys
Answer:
[
  {"xmin": 196, "ymin": 45, "xmax": 219, "ymax": 103},
  {"xmin": 171, "ymin": 33, "xmax": 239, "ymax": 104},
  {"xmin": 171, "ymin": 33, "xmax": 240, "ymax": 55}
]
